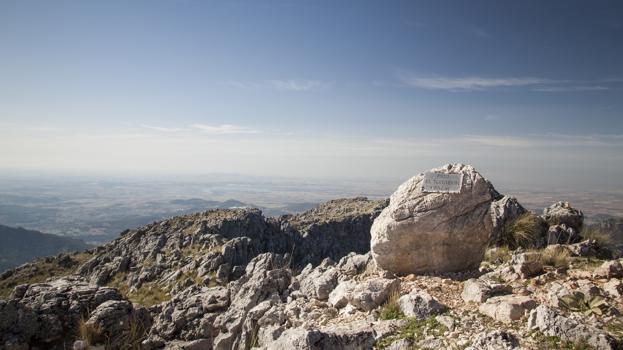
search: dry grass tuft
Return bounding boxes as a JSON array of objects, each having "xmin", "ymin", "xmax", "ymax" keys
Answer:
[
  {"xmin": 121, "ymin": 316, "xmax": 147, "ymax": 350},
  {"xmin": 500, "ymin": 213, "xmax": 543, "ymax": 249},
  {"xmin": 581, "ymin": 227, "xmax": 613, "ymax": 248},
  {"xmin": 78, "ymin": 317, "xmax": 100, "ymax": 348},
  {"xmin": 484, "ymin": 246, "xmax": 512, "ymax": 265},
  {"xmin": 128, "ymin": 284, "xmax": 170, "ymax": 307},
  {"xmin": 379, "ymin": 288, "xmax": 403, "ymax": 320},
  {"xmin": 539, "ymin": 247, "xmax": 571, "ymax": 269}
]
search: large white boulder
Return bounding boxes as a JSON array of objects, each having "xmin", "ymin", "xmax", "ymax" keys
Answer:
[{"xmin": 371, "ymin": 164, "xmax": 496, "ymax": 275}]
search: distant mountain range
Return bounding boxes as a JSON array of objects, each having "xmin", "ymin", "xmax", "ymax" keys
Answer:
[{"xmin": 0, "ymin": 224, "xmax": 90, "ymax": 272}]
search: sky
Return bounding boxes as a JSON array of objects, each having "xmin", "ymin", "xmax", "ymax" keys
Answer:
[{"xmin": 1, "ymin": 0, "xmax": 623, "ymax": 190}]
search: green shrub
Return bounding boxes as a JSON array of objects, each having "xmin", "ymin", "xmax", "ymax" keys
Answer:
[{"xmin": 379, "ymin": 289, "xmax": 403, "ymax": 320}]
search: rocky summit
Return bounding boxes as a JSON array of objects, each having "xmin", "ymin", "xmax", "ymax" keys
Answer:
[{"xmin": 1, "ymin": 166, "xmax": 623, "ymax": 350}]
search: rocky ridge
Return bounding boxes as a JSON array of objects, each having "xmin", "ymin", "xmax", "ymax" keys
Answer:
[{"xmin": 1, "ymin": 174, "xmax": 623, "ymax": 350}]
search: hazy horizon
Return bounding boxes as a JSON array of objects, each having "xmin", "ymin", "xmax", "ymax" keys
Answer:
[{"xmin": 2, "ymin": 1, "xmax": 623, "ymax": 191}]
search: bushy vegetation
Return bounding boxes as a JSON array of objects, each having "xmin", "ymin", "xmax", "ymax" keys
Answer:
[
  {"xmin": 581, "ymin": 227, "xmax": 614, "ymax": 248},
  {"xmin": 500, "ymin": 213, "xmax": 544, "ymax": 249}
]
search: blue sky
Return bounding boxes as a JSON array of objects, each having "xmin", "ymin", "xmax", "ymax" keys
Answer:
[{"xmin": 1, "ymin": 0, "xmax": 622, "ymax": 189}]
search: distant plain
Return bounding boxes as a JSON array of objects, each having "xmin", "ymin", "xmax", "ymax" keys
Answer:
[{"xmin": 1, "ymin": 174, "xmax": 621, "ymax": 244}]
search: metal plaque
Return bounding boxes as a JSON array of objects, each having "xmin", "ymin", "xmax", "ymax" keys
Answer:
[{"xmin": 421, "ymin": 172, "xmax": 463, "ymax": 193}]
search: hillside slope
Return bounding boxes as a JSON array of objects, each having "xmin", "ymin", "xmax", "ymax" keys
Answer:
[{"xmin": 0, "ymin": 224, "xmax": 90, "ymax": 272}]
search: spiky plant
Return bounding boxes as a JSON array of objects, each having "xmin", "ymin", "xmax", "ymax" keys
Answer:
[{"xmin": 559, "ymin": 292, "xmax": 608, "ymax": 316}]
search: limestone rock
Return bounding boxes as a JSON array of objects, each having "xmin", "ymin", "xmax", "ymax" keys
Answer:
[
  {"xmin": 336, "ymin": 252, "xmax": 372, "ymax": 277},
  {"xmin": 461, "ymin": 278, "xmax": 512, "ymax": 303},
  {"xmin": 594, "ymin": 260, "xmax": 623, "ymax": 279},
  {"xmin": 328, "ymin": 281, "xmax": 356, "ymax": 309},
  {"xmin": 259, "ymin": 321, "xmax": 376, "ymax": 350},
  {"xmin": 296, "ymin": 259, "xmax": 339, "ymax": 301},
  {"xmin": 85, "ymin": 300, "xmax": 143, "ymax": 348},
  {"xmin": 603, "ymin": 278, "xmax": 623, "ymax": 297},
  {"xmin": 478, "ymin": 295, "xmax": 536, "ymax": 323},
  {"xmin": 283, "ymin": 198, "xmax": 387, "ymax": 268},
  {"xmin": 575, "ymin": 279, "xmax": 602, "ymax": 297},
  {"xmin": 465, "ymin": 330, "xmax": 519, "ymax": 350},
  {"xmin": 567, "ymin": 239, "xmax": 601, "ymax": 257},
  {"xmin": 0, "ymin": 276, "xmax": 138, "ymax": 350},
  {"xmin": 371, "ymin": 164, "xmax": 496, "ymax": 275},
  {"xmin": 398, "ymin": 289, "xmax": 445, "ymax": 319},
  {"xmin": 490, "ymin": 196, "xmax": 527, "ymax": 246},
  {"xmin": 545, "ymin": 281, "xmax": 571, "ymax": 307},
  {"xmin": 386, "ymin": 338, "xmax": 412, "ymax": 350},
  {"xmin": 511, "ymin": 252, "xmax": 543, "ymax": 279},
  {"xmin": 348, "ymin": 278, "xmax": 400, "ymax": 312},
  {"xmin": 546, "ymin": 224, "xmax": 580, "ymax": 245},
  {"xmin": 527, "ymin": 305, "xmax": 618, "ymax": 350},
  {"xmin": 212, "ymin": 253, "xmax": 291, "ymax": 350},
  {"xmin": 542, "ymin": 201, "xmax": 584, "ymax": 232}
]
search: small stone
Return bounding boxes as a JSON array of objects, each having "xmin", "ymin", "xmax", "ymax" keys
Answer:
[
  {"xmin": 478, "ymin": 295, "xmax": 537, "ymax": 323},
  {"xmin": 603, "ymin": 279, "xmax": 623, "ymax": 297},
  {"xmin": 435, "ymin": 315, "xmax": 455, "ymax": 331},
  {"xmin": 386, "ymin": 338, "xmax": 412, "ymax": 350},
  {"xmin": 398, "ymin": 289, "xmax": 445, "ymax": 320},
  {"xmin": 575, "ymin": 279, "xmax": 602, "ymax": 297},
  {"xmin": 73, "ymin": 340, "xmax": 87, "ymax": 350},
  {"xmin": 349, "ymin": 278, "xmax": 400, "ymax": 311},
  {"xmin": 328, "ymin": 281, "xmax": 355, "ymax": 309},
  {"xmin": 462, "ymin": 278, "xmax": 512, "ymax": 303},
  {"xmin": 594, "ymin": 260, "xmax": 623, "ymax": 279},
  {"xmin": 511, "ymin": 252, "xmax": 543, "ymax": 279}
]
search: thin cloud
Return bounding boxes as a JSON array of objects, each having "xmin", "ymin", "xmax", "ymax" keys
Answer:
[
  {"xmin": 268, "ymin": 80, "xmax": 330, "ymax": 91},
  {"xmin": 398, "ymin": 72, "xmax": 620, "ymax": 92},
  {"xmin": 191, "ymin": 124, "xmax": 259, "ymax": 134},
  {"xmin": 533, "ymin": 85, "xmax": 609, "ymax": 92},
  {"xmin": 470, "ymin": 27, "xmax": 492, "ymax": 39},
  {"xmin": 461, "ymin": 133, "xmax": 623, "ymax": 148},
  {"xmin": 140, "ymin": 124, "xmax": 185, "ymax": 132},
  {"xmin": 224, "ymin": 79, "xmax": 330, "ymax": 92},
  {"xmin": 398, "ymin": 74, "xmax": 546, "ymax": 91},
  {"xmin": 461, "ymin": 135, "xmax": 535, "ymax": 148}
]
